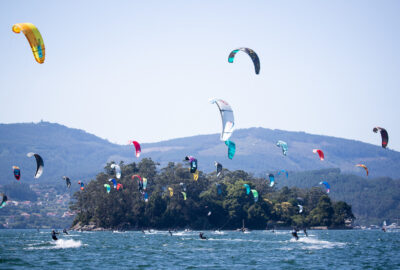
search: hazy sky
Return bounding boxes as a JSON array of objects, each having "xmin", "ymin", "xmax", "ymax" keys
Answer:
[{"xmin": 1, "ymin": 0, "xmax": 399, "ymax": 150}]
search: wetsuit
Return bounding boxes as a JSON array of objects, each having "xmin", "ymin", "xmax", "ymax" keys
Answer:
[
  {"xmin": 199, "ymin": 233, "xmax": 207, "ymax": 240},
  {"xmin": 51, "ymin": 230, "xmax": 59, "ymax": 241},
  {"xmin": 168, "ymin": 230, "xmax": 172, "ymax": 236},
  {"xmin": 63, "ymin": 229, "xmax": 68, "ymax": 235},
  {"xmin": 303, "ymin": 228, "xmax": 308, "ymax": 237},
  {"xmin": 291, "ymin": 230, "xmax": 299, "ymax": 240}
]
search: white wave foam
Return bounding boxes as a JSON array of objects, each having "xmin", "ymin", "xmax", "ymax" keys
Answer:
[
  {"xmin": 25, "ymin": 239, "xmax": 83, "ymax": 250},
  {"xmin": 290, "ymin": 237, "xmax": 346, "ymax": 250},
  {"xmin": 172, "ymin": 232, "xmax": 187, "ymax": 236},
  {"xmin": 53, "ymin": 239, "xmax": 82, "ymax": 249}
]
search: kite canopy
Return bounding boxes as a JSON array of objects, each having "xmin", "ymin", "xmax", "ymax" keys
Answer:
[
  {"xmin": 319, "ymin": 181, "xmax": 331, "ymax": 193},
  {"xmin": 276, "ymin": 141, "xmax": 288, "ymax": 156},
  {"xmin": 268, "ymin": 174, "xmax": 275, "ymax": 187},
  {"xmin": 117, "ymin": 183, "xmax": 123, "ymax": 190},
  {"xmin": 168, "ymin": 187, "xmax": 173, "ymax": 197},
  {"xmin": 251, "ymin": 189, "xmax": 259, "ymax": 202},
  {"xmin": 104, "ymin": 184, "xmax": 111, "ymax": 193},
  {"xmin": 62, "ymin": 176, "xmax": 71, "ymax": 188},
  {"xmin": 129, "ymin": 140, "xmax": 141, "ymax": 158},
  {"xmin": 243, "ymin": 184, "xmax": 251, "ymax": 195},
  {"xmin": 225, "ymin": 140, "xmax": 236, "ymax": 159},
  {"xmin": 210, "ymin": 98, "xmax": 234, "ymax": 141},
  {"xmin": 12, "ymin": 166, "xmax": 21, "ymax": 181},
  {"xmin": 27, "ymin": 152, "xmax": 44, "ymax": 178},
  {"xmin": 110, "ymin": 164, "xmax": 121, "ymax": 179},
  {"xmin": 356, "ymin": 164, "xmax": 369, "ymax": 176},
  {"xmin": 109, "ymin": 178, "xmax": 117, "ymax": 188},
  {"xmin": 373, "ymin": 127, "xmax": 389, "ymax": 148},
  {"xmin": 78, "ymin": 181, "xmax": 84, "ymax": 190},
  {"xmin": 228, "ymin": 47, "xmax": 260, "ymax": 74},
  {"xmin": 181, "ymin": 192, "xmax": 187, "ymax": 201},
  {"xmin": 143, "ymin": 178, "xmax": 148, "ymax": 190},
  {"xmin": 215, "ymin": 183, "xmax": 222, "ymax": 195},
  {"xmin": 298, "ymin": 204, "xmax": 303, "ymax": 213},
  {"xmin": 12, "ymin": 23, "xmax": 45, "ymax": 63},
  {"xmin": 277, "ymin": 170, "xmax": 288, "ymax": 178},
  {"xmin": 215, "ymin": 162, "xmax": 223, "ymax": 178},
  {"xmin": 180, "ymin": 182, "xmax": 186, "ymax": 192},
  {"xmin": 193, "ymin": 170, "xmax": 199, "ymax": 181},
  {"xmin": 313, "ymin": 149, "xmax": 324, "ymax": 161},
  {"xmin": 0, "ymin": 194, "xmax": 7, "ymax": 209}
]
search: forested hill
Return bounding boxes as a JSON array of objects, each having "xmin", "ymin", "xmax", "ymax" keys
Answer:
[{"xmin": 0, "ymin": 122, "xmax": 399, "ymax": 185}]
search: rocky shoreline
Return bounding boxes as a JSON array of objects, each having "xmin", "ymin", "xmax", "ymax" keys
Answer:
[{"xmin": 70, "ymin": 222, "xmax": 107, "ymax": 231}]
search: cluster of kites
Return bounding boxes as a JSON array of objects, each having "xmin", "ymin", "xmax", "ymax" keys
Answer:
[{"xmin": 3, "ymin": 23, "xmax": 390, "ymax": 210}]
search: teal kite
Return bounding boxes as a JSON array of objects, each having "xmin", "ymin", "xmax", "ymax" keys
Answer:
[
  {"xmin": 276, "ymin": 140, "xmax": 288, "ymax": 156},
  {"xmin": 225, "ymin": 140, "xmax": 236, "ymax": 159}
]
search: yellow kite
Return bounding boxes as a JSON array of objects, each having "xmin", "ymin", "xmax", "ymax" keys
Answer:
[{"xmin": 12, "ymin": 23, "xmax": 45, "ymax": 64}]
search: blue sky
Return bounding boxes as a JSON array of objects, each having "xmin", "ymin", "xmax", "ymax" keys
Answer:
[{"xmin": 1, "ymin": 0, "xmax": 399, "ymax": 150}]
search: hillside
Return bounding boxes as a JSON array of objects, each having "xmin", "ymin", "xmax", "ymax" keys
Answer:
[{"xmin": 0, "ymin": 122, "xmax": 399, "ymax": 186}]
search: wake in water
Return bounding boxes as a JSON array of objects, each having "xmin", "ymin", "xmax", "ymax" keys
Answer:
[
  {"xmin": 25, "ymin": 239, "xmax": 83, "ymax": 250},
  {"xmin": 54, "ymin": 239, "xmax": 82, "ymax": 249},
  {"xmin": 289, "ymin": 237, "xmax": 346, "ymax": 250}
]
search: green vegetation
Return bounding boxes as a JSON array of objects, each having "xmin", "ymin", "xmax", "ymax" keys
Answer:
[
  {"xmin": 70, "ymin": 159, "xmax": 354, "ymax": 230},
  {"xmin": 283, "ymin": 168, "xmax": 400, "ymax": 225}
]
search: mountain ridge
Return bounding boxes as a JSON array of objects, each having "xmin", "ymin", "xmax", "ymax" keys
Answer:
[{"xmin": 0, "ymin": 121, "xmax": 399, "ymax": 185}]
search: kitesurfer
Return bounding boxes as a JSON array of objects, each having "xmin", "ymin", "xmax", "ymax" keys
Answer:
[
  {"xmin": 63, "ymin": 229, "xmax": 68, "ymax": 235},
  {"xmin": 291, "ymin": 228, "xmax": 299, "ymax": 241},
  {"xmin": 168, "ymin": 230, "xmax": 172, "ymax": 236},
  {"xmin": 51, "ymin": 230, "xmax": 59, "ymax": 241},
  {"xmin": 303, "ymin": 228, "xmax": 308, "ymax": 237},
  {"xmin": 199, "ymin": 232, "xmax": 207, "ymax": 240}
]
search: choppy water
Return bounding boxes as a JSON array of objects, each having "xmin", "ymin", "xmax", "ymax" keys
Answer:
[{"xmin": 1, "ymin": 229, "xmax": 399, "ymax": 269}]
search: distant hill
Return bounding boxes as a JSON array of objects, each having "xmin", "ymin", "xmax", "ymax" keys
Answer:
[
  {"xmin": 1, "ymin": 121, "xmax": 399, "ymax": 225},
  {"xmin": 144, "ymin": 127, "xmax": 400, "ymax": 178},
  {"xmin": 0, "ymin": 122, "xmax": 399, "ymax": 185}
]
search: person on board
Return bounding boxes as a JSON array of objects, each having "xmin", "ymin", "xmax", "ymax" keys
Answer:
[
  {"xmin": 51, "ymin": 230, "xmax": 59, "ymax": 241},
  {"xmin": 303, "ymin": 228, "xmax": 308, "ymax": 237},
  {"xmin": 291, "ymin": 228, "xmax": 299, "ymax": 240},
  {"xmin": 63, "ymin": 229, "xmax": 69, "ymax": 235},
  {"xmin": 199, "ymin": 232, "xmax": 207, "ymax": 240}
]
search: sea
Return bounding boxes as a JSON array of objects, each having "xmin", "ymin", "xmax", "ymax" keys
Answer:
[{"xmin": 0, "ymin": 229, "xmax": 399, "ymax": 269}]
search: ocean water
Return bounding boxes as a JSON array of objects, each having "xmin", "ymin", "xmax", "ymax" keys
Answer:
[{"xmin": 1, "ymin": 229, "xmax": 399, "ymax": 269}]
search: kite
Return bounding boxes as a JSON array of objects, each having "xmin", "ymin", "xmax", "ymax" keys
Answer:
[
  {"xmin": 110, "ymin": 164, "xmax": 121, "ymax": 179},
  {"xmin": 104, "ymin": 184, "xmax": 111, "ymax": 193},
  {"xmin": 373, "ymin": 127, "xmax": 389, "ymax": 148},
  {"xmin": 356, "ymin": 164, "xmax": 369, "ymax": 176},
  {"xmin": 27, "ymin": 152, "xmax": 44, "ymax": 178},
  {"xmin": 268, "ymin": 174, "xmax": 275, "ymax": 187},
  {"xmin": 128, "ymin": 140, "xmax": 141, "ymax": 158},
  {"xmin": 210, "ymin": 99, "xmax": 234, "ymax": 141},
  {"xmin": 276, "ymin": 141, "xmax": 288, "ymax": 156},
  {"xmin": 225, "ymin": 140, "xmax": 236, "ymax": 159},
  {"xmin": 228, "ymin": 47, "xmax": 260, "ymax": 74},
  {"xmin": 319, "ymin": 181, "xmax": 330, "ymax": 193},
  {"xmin": 12, "ymin": 23, "xmax": 45, "ymax": 64},
  {"xmin": 62, "ymin": 176, "xmax": 71, "ymax": 188},
  {"xmin": 12, "ymin": 166, "xmax": 21, "ymax": 180},
  {"xmin": 313, "ymin": 149, "xmax": 324, "ymax": 161}
]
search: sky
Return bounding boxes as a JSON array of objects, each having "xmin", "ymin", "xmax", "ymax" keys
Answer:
[{"xmin": 1, "ymin": 0, "xmax": 399, "ymax": 150}]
